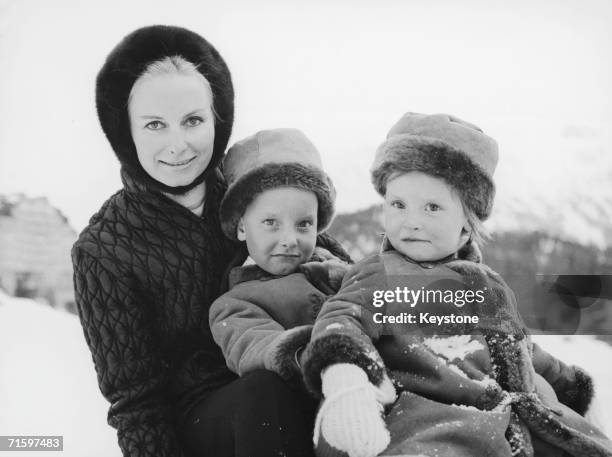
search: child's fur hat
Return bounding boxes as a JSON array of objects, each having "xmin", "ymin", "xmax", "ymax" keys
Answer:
[
  {"xmin": 96, "ymin": 25, "xmax": 234, "ymax": 194},
  {"xmin": 220, "ymin": 128, "xmax": 336, "ymax": 240},
  {"xmin": 371, "ymin": 113, "xmax": 498, "ymax": 220}
]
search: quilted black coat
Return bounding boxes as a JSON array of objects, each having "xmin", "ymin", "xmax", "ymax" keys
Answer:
[{"xmin": 72, "ymin": 168, "xmax": 244, "ymax": 457}]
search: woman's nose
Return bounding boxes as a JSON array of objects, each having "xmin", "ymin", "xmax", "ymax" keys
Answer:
[{"xmin": 167, "ymin": 128, "xmax": 188, "ymax": 154}]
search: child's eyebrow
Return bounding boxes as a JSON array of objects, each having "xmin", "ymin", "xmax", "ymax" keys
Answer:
[
  {"xmin": 260, "ymin": 213, "xmax": 278, "ymax": 218},
  {"xmin": 385, "ymin": 192, "xmax": 404, "ymax": 200}
]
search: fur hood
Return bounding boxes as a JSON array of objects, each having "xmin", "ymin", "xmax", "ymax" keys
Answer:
[{"xmin": 96, "ymin": 25, "xmax": 234, "ymax": 195}]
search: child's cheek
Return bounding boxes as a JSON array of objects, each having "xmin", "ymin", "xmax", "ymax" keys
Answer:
[
  {"xmin": 393, "ymin": 243, "xmax": 412, "ymax": 258},
  {"xmin": 384, "ymin": 211, "xmax": 402, "ymax": 238}
]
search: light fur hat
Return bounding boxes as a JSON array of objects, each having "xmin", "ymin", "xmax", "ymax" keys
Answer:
[
  {"xmin": 371, "ymin": 112, "xmax": 499, "ymax": 220},
  {"xmin": 220, "ymin": 128, "xmax": 336, "ymax": 240}
]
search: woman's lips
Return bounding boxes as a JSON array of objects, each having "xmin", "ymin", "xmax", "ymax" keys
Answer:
[{"xmin": 160, "ymin": 156, "xmax": 196, "ymax": 167}]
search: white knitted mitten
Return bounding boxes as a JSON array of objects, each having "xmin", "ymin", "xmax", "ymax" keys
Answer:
[{"xmin": 314, "ymin": 363, "xmax": 395, "ymax": 457}]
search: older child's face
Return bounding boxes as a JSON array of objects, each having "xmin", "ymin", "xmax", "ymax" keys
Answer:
[
  {"xmin": 238, "ymin": 187, "xmax": 318, "ymax": 275},
  {"xmin": 128, "ymin": 73, "xmax": 215, "ymax": 187},
  {"xmin": 384, "ymin": 171, "xmax": 468, "ymax": 262}
]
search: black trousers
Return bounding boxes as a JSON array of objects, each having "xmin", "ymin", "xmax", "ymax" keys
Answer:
[{"xmin": 179, "ymin": 370, "xmax": 317, "ymax": 457}]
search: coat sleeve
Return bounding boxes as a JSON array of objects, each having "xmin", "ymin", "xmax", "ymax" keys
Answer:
[
  {"xmin": 531, "ymin": 341, "xmax": 594, "ymax": 415},
  {"xmin": 301, "ymin": 255, "xmax": 389, "ymax": 398},
  {"xmin": 209, "ymin": 293, "xmax": 312, "ymax": 384},
  {"xmin": 72, "ymin": 247, "xmax": 181, "ymax": 457}
]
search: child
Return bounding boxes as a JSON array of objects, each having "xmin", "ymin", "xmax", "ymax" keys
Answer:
[
  {"xmin": 301, "ymin": 113, "xmax": 612, "ymax": 457},
  {"xmin": 210, "ymin": 128, "xmax": 349, "ymax": 386}
]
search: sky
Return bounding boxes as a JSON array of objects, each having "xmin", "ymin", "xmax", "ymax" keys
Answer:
[{"xmin": 0, "ymin": 0, "xmax": 611, "ymax": 232}]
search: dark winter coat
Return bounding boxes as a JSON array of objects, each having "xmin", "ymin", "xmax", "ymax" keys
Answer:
[
  {"xmin": 303, "ymin": 243, "xmax": 612, "ymax": 457},
  {"xmin": 210, "ymin": 257, "xmax": 347, "ymax": 384},
  {"xmin": 72, "ymin": 168, "xmax": 242, "ymax": 457}
]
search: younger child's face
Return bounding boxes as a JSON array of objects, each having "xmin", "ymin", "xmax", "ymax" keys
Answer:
[
  {"xmin": 384, "ymin": 171, "xmax": 469, "ymax": 262},
  {"xmin": 238, "ymin": 187, "xmax": 318, "ymax": 275}
]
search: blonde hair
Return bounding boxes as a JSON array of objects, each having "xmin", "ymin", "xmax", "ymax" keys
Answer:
[
  {"xmin": 128, "ymin": 55, "xmax": 218, "ymax": 120},
  {"xmin": 461, "ymin": 202, "xmax": 490, "ymax": 247}
]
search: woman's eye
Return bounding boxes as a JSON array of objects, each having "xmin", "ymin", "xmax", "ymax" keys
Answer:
[
  {"xmin": 145, "ymin": 120, "xmax": 165, "ymax": 130},
  {"xmin": 425, "ymin": 203, "xmax": 441, "ymax": 212},
  {"xmin": 390, "ymin": 200, "xmax": 405, "ymax": 209},
  {"xmin": 263, "ymin": 219, "xmax": 277, "ymax": 227},
  {"xmin": 185, "ymin": 116, "xmax": 203, "ymax": 127}
]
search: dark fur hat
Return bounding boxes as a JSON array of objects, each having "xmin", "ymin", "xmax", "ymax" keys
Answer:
[
  {"xmin": 96, "ymin": 25, "xmax": 234, "ymax": 194},
  {"xmin": 220, "ymin": 128, "xmax": 336, "ymax": 240},
  {"xmin": 371, "ymin": 113, "xmax": 498, "ymax": 220}
]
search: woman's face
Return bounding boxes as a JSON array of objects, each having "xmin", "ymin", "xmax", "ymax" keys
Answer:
[{"xmin": 128, "ymin": 73, "xmax": 215, "ymax": 187}]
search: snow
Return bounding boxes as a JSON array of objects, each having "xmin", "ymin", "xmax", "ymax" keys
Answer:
[
  {"xmin": 532, "ymin": 334, "xmax": 612, "ymax": 437},
  {"xmin": 0, "ymin": 292, "xmax": 611, "ymax": 457},
  {"xmin": 0, "ymin": 291, "xmax": 120, "ymax": 457},
  {"xmin": 423, "ymin": 335, "xmax": 485, "ymax": 361},
  {"xmin": 325, "ymin": 323, "xmax": 343, "ymax": 330},
  {"xmin": 446, "ymin": 362, "xmax": 469, "ymax": 379}
]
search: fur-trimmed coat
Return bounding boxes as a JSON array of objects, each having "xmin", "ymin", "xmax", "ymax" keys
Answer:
[
  {"xmin": 210, "ymin": 255, "xmax": 349, "ymax": 385},
  {"xmin": 303, "ymin": 243, "xmax": 612, "ymax": 457}
]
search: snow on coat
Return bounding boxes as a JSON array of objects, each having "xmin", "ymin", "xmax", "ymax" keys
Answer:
[{"xmin": 303, "ymin": 243, "xmax": 612, "ymax": 457}]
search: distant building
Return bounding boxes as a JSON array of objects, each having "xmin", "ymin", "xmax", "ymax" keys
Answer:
[{"xmin": 0, "ymin": 194, "xmax": 77, "ymax": 312}]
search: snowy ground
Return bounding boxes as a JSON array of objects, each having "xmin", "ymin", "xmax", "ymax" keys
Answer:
[
  {"xmin": 531, "ymin": 334, "xmax": 612, "ymax": 437},
  {"xmin": 0, "ymin": 292, "xmax": 610, "ymax": 457},
  {"xmin": 0, "ymin": 291, "xmax": 120, "ymax": 457}
]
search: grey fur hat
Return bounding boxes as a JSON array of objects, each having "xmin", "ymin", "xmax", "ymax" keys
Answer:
[
  {"xmin": 220, "ymin": 128, "xmax": 336, "ymax": 240},
  {"xmin": 371, "ymin": 113, "xmax": 499, "ymax": 220}
]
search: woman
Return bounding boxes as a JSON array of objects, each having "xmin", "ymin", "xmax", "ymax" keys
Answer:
[{"xmin": 73, "ymin": 25, "xmax": 346, "ymax": 457}]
